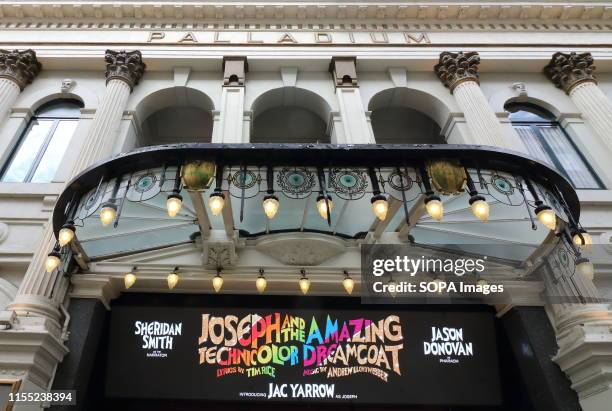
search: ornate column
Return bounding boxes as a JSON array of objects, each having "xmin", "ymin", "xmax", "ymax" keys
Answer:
[
  {"xmin": 6, "ymin": 50, "xmax": 145, "ymax": 323},
  {"xmin": 0, "ymin": 49, "xmax": 41, "ymax": 125},
  {"xmin": 435, "ymin": 51, "xmax": 511, "ymax": 149},
  {"xmin": 214, "ymin": 57, "xmax": 248, "ymax": 143},
  {"xmin": 540, "ymin": 253, "xmax": 612, "ymax": 411},
  {"xmin": 329, "ymin": 57, "xmax": 374, "ymax": 144},
  {"xmin": 544, "ymin": 52, "xmax": 612, "ymax": 155}
]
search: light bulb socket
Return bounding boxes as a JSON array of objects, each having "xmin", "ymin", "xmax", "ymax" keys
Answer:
[
  {"xmin": 534, "ymin": 203, "xmax": 551, "ymax": 215},
  {"xmin": 468, "ymin": 194, "xmax": 486, "ymax": 205},
  {"xmin": 167, "ymin": 193, "xmax": 183, "ymax": 202},
  {"xmin": 263, "ymin": 194, "xmax": 279, "ymax": 202},
  {"xmin": 48, "ymin": 250, "xmax": 60, "ymax": 259},
  {"xmin": 424, "ymin": 194, "xmax": 441, "ymax": 204},
  {"xmin": 60, "ymin": 221, "xmax": 76, "ymax": 232},
  {"xmin": 316, "ymin": 194, "xmax": 332, "ymax": 203},
  {"xmin": 210, "ymin": 191, "xmax": 225, "ymax": 200},
  {"xmin": 100, "ymin": 201, "xmax": 117, "ymax": 211},
  {"xmin": 576, "ymin": 257, "xmax": 590, "ymax": 266},
  {"xmin": 571, "ymin": 228, "xmax": 589, "ymax": 244},
  {"xmin": 370, "ymin": 193, "xmax": 387, "ymax": 204}
]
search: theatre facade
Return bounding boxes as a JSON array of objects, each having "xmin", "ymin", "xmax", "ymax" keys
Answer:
[{"xmin": 0, "ymin": 1, "xmax": 612, "ymax": 411}]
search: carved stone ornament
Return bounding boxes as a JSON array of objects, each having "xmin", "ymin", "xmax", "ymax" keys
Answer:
[
  {"xmin": 104, "ymin": 49, "xmax": 146, "ymax": 90},
  {"xmin": 329, "ymin": 56, "xmax": 358, "ymax": 87},
  {"xmin": 434, "ymin": 51, "xmax": 481, "ymax": 92},
  {"xmin": 255, "ymin": 233, "xmax": 346, "ymax": 266},
  {"xmin": 61, "ymin": 78, "xmax": 76, "ymax": 93},
  {"xmin": 222, "ymin": 56, "xmax": 248, "ymax": 86},
  {"xmin": 0, "ymin": 49, "xmax": 41, "ymax": 90},
  {"xmin": 543, "ymin": 52, "xmax": 597, "ymax": 94}
]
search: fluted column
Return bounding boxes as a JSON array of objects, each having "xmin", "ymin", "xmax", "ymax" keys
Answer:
[
  {"xmin": 7, "ymin": 50, "xmax": 145, "ymax": 323},
  {"xmin": 544, "ymin": 52, "xmax": 612, "ymax": 155},
  {"xmin": 435, "ymin": 51, "xmax": 511, "ymax": 149},
  {"xmin": 0, "ymin": 49, "xmax": 41, "ymax": 125}
]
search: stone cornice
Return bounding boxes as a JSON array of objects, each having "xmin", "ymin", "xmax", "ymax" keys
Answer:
[
  {"xmin": 2, "ymin": 21, "xmax": 612, "ymax": 34},
  {"xmin": 0, "ymin": 2, "xmax": 611, "ymax": 23}
]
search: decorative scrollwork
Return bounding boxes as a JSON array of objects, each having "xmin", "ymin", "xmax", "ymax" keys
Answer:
[
  {"xmin": 230, "ymin": 170, "xmax": 259, "ymax": 190},
  {"xmin": 491, "ymin": 174, "xmax": 514, "ymax": 196},
  {"xmin": 328, "ymin": 169, "xmax": 368, "ymax": 200},
  {"xmin": 277, "ymin": 168, "xmax": 316, "ymax": 199},
  {"xmin": 134, "ymin": 173, "xmax": 157, "ymax": 193},
  {"xmin": 485, "ymin": 172, "xmax": 525, "ymax": 206},
  {"xmin": 387, "ymin": 170, "xmax": 414, "ymax": 192}
]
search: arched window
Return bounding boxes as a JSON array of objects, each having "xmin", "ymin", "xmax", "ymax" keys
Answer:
[
  {"xmin": 1, "ymin": 99, "xmax": 82, "ymax": 183},
  {"xmin": 368, "ymin": 88, "xmax": 448, "ymax": 144},
  {"xmin": 505, "ymin": 102, "xmax": 602, "ymax": 189},
  {"xmin": 250, "ymin": 87, "xmax": 331, "ymax": 144}
]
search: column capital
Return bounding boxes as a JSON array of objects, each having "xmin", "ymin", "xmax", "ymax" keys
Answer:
[
  {"xmin": 222, "ymin": 56, "xmax": 248, "ymax": 86},
  {"xmin": 329, "ymin": 56, "xmax": 358, "ymax": 87},
  {"xmin": 0, "ymin": 49, "xmax": 41, "ymax": 90},
  {"xmin": 544, "ymin": 52, "xmax": 597, "ymax": 94},
  {"xmin": 104, "ymin": 49, "xmax": 146, "ymax": 91},
  {"xmin": 434, "ymin": 51, "xmax": 480, "ymax": 93}
]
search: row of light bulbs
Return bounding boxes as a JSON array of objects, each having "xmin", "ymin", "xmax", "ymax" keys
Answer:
[
  {"xmin": 46, "ymin": 177, "xmax": 594, "ymax": 280},
  {"xmin": 93, "ymin": 179, "xmax": 585, "ymax": 232},
  {"xmin": 122, "ymin": 268, "xmax": 356, "ymax": 295}
]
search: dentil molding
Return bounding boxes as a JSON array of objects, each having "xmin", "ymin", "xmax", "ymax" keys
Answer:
[{"xmin": 0, "ymin": 2, "xmax": 611, "ymax": 23}]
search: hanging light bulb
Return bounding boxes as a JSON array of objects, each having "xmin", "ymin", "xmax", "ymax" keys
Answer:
[
  {"xmin": 432, "ymin": 277, "xmax": 446, "ymax": 293},
  {"xmin": 370, "ymin": 194, "xmax": 389, "ymax": 221},
  {"xmin": 45, "ymin": 249, "xmax": 61, "ymax": 273},
  {"xmin": 262, "ymin": 194, "xmax": 280, "ymax": 219},
  {"xmin": 469, "ymin": 195, "xmax": 489, "ymax": 222},
  {"xmin": 209, "ymin": 191, "xmax": 225, "ymax": 216},
  {"xmin": 298, "ymin": 269, "xmax": 311, "ymax": 295},
  {"xmin": 316, "ymin": 194, "xmax": 333, "ymax": 220},
  {"xmin": 342, "ymin": 271, "xmax": 355, "ymax": 295},
  {"xmin": 535, "ymin": 203, "xmax": 556, "ymax": 231},
  {"xmin": 124, "ymin": 268, "xmax": 137, "ymax": 289},
  {"xmin": 256, "ymin": 269, "xmax": 267, "ymax": 294},
  {"xmin": 387, "ymin": 277, "xmax": 397, "ymax": 298},
  {"xmin": 425, "ymin": 194, "xmax": 443, "ymax": 221},
  {"xmin": 572, "ymin": 229, "xmax": 593, "ymax": 250},
  {"xmin": 99, "ymin": 202, "xmax": 117, "ymax": 226},
  {"xmin": 576, "ymin": 257, "xmax": 595, "ymax": 281},
  {"xmin": 166, "ymin": 192, "xmax": 183, "ymax": 217},
  {"xmin": 476, "ymin": 277, "xmax": 489, "ymax": 287},
  {"xmin": 212, "ymin": 269, "xmax": 224, "ymax": 293},
  {"xmin": 167, "ymin": 267, "xmax": 179, "ymax": 290},
  {"xmin": 58, "ymin": 221, "xmax": 76, "ymax": 247}
]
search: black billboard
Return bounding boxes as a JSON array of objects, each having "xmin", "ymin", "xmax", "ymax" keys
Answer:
[{"xmin": 106, "ymin": 305, "xmax": 501, "ymax": 405}]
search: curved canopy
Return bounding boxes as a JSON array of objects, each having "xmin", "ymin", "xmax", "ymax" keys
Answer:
[{"xmin": 52, "ymin": 144, "xmax": 579, "ymax": 263}]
